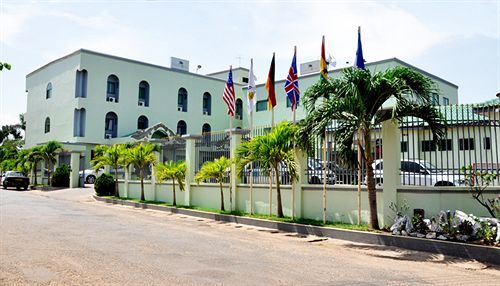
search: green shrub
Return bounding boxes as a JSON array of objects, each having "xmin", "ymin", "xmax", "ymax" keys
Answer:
[
  {"xmin": 51, "ymin": 164, "xmax": 71, "ymax": 187},
  {"xmin": 94, "ymin": 173, "xmax": 114, "ymax": 196}
]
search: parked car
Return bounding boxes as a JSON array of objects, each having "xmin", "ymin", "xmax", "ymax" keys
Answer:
[
  {"xmin": 307, "ymin": 158, "xmax": 336, "ymax": 184},
  {"xmin": 2, "ymin": 171, "xmax": 29, "ymax": 190},
  {"xmin": 79, "ymin": 169, "xmax": 104, "ymax": 184},
  {"xmin": 371, "ymin": 159, "xmax": 465, "ymax": 187}
]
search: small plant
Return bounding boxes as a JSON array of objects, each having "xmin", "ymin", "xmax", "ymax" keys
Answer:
[
  {"xmin": 457, "ymin": 220, "xmax": 474, "ymax": 236},
  {"xmin": 94, "ymin": 173, "xmax": 115, "ymax": 196},
  {"xmin": 51, "ymin": 164, "xmax": 71, "ymax": 187},
  {"xmin": 388, "ymin": 200, "xmax": 410, "ymax": 222},
  {"xmin": 461, "ymin": 165, "xmax": 499, "ymax": 218},
  {"xmin": 412, "ymin": 214, "xmax": 429, "ymax": 234}
]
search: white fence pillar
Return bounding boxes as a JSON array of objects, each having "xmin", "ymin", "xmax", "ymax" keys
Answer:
[
  {"xmin": 69, "ymin": 152, "xmax": 81, "ymax": 188},
  {"xmin": 228, "ymin": 128, "xmax": 247, "ymax": 211},
  {"xmin": 293, "ymin": 148, "xmax": 307, "ymax": 218},
  {"xmin": 182, "ymin": 134, "xmax": 201, "ymax": 207},
  {"xmin": 381, "ymin": 120, "xmax": 401, "ymax": 227}
]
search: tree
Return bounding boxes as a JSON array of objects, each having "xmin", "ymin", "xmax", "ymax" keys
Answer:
[
  {"xmin": 0, "ymin": 62, "xmax": 11, "ymax": 71},
  {"xmin": 155, "ymin": 160, "xmax": 187, "ymax": 206},
  {"xmin": 461, "ymin": 165, "xmax": 499, "ymax": 218},
  {"xmin": 124, "ymin": 143, "xmax": 160, "ymax": 201},
  {"xmin": 297, "ymin": 67, "xmax": 445, "ymax": 230},
  {"xmin": 0, "ymin": 139, "xmax": 20, "ymax": 173},
  {"xmin": 195, "ymin": 156, "xmax": 231, "ymax": 212},
  {"xmin": 236, "ymin": 122, "xmax": 299, "ymax": 218},
  {"xmin": 16, "ymin": 146, "xmax": 43, "ymax": 185},
  {"xmin": 40, "ymin": 141, "xmax": 63, "ymax": 186},
  {"xmin": 91, "ymin": 144, "xmax": 128, "ymax": 197}
]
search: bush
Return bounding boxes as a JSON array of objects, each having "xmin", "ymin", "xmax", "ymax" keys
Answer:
[
  {"xmin": 51, "ymin": 164, "xmax": 71, "ymax": 187},
  {"xmin": 94, "ymin": 173, "xmax": 115, "ymax": 196}
]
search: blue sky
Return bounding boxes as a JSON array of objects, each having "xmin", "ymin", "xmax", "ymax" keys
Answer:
[{"xmin": 1, "ymin": 0, "xmax": 499, "ymax": 125}]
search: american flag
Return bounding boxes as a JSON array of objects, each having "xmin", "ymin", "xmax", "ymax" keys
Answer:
[
  {"xmin": 223, "ymin": 67, "xmax": 236, "ymax": 116},
  {"xmin": 284, "ymin": 48, "xmax": 300, "ymax": 111}
]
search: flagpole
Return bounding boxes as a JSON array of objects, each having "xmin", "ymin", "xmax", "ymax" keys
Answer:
[
  {"xmin": 249, "ymin": 110, "xmax": 253, "ymax": 215},
  {"xmin": 291, "ymin": 46, "xmax": 297, "ymax": 219},
  {"xmin": 323, "ymin": 129, "xmax": 327, "ymax": 224},
  {"xmin": 229, "ymin": 65, "xmax": 234, "ymax": 212}
]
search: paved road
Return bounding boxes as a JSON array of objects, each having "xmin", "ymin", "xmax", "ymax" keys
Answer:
[{"xmin": 1, "ymin": 188, "xmax": 499, "ymax": 285}]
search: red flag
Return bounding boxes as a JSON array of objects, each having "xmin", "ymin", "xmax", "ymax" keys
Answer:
[
  {"xmin": 223, "ymin": 67, "xmax": 236, "ymax": 116},
  {"xmin": 266, "ymin": 53, "xmax": 276, "ymax": 109}
]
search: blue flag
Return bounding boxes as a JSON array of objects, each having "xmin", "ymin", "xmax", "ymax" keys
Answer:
[
  {"xmin": 284, "ymin": 47, "xmax": 300, "ymax": 111},
  {"xmin": 354, "ymin": 26, "xmax": 365, "ymax": 69}
]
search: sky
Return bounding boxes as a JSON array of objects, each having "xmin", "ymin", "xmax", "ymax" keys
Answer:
[{"xmin": 0, "ymin": 0, "xmax": 499, "ymax": 125}]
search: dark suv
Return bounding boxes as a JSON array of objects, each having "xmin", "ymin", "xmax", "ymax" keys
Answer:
[{"xmin": 2, "ymin": 171, "xmax": 29, "ymax": 190}]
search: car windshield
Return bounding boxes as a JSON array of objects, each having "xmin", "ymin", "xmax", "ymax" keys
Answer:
[
  {"xmin": 420, "ymin": 162, "xmax": 440, "ymax": 173},
  {"xmin": 6, "ymin": 171, "xmax": 24, "ymax": 177},
  {"xmin": 309, "ymin": 159, "xmax": 323, "ymax": 170}
]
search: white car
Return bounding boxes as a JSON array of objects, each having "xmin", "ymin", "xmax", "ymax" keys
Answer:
[
  {"xmin": 372, "ymin": 159, "xmax": 465, "ymax": 187},
  {"xmin": 79, "ymin": 169, "xmax": 103, "ymax": 184}
]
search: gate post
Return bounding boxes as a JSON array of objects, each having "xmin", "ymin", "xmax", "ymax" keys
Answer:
[
  {"xmin": 381, "ymin": 120, "xmax": 401, "ymax": 227},
  {"xmin": 182, "ymin": 134, "xmax": 202, "ymax": 207}
]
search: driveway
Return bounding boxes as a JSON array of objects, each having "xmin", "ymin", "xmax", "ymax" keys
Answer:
[{"xmin": 1, "ymin": 188, "xmax": 499, "ymax": 285}]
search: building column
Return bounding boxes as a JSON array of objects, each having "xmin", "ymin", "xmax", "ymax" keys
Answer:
[
  {"xmin": 381, "ymin": 120, "xmax": 401, "ymax": 227},
  {"xmin": 69, "ymin": 152, "xmax": 80, "ymax": 188},
  {"xmin": 151, "ymin": 151, "xmax": 161, "ymax": 201},
  {"xmin": 228, "ymin": 128, "xmax": 247, "ymax": 211},
  {"xmin": 182, "ymin": 134, "xmax": 202, "ymax": 207},
  {"xmin": 293, "ymin": 148, "xmax": 308, "ymax": 218}
]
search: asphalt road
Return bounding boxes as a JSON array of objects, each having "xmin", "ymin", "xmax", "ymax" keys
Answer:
[{"xmin": 1, "ymin": 188, "xmax": 499, "ymax": 285}]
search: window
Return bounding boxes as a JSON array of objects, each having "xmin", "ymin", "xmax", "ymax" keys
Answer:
[
  {"xmin": 484, "ymin": 137, "xmax": 491, "ymax": 150},
  {"xmin": 138, "ymin": 81, "xmax": 149, "ymax": 107},
  {"xmin": 176, "ymin": 120, "xmax": 187, "ymax": 135},
  {"xmin": 438, "ymin": 139, "xmax": 452, "ymax": 151},
  {"xmin": 459, "ymin": 138, "xmax": 474, "ymax": 150},
  {"xmin": 137, "ymin": 115, "xmax": 149, "ymax": 130},
  {"xmin": 401, "ymin": 161, "xmax": 423, "ymax": 173},
  {"xmin": 202, "ymin": 92, "xmax": 211, "ymax": 115},
  {"xmin": 106, "ymin": 75, "xmax": 119, "ymax": 102},
  {"xmin": 286, "ymin": 96, "xmax": 300, "ymax": 108},
  {"xmin": 104, "ymin": 112, "xmax": 118, "ymax": 138},
  {"xmin": 443, "ymin": 97, "xmax": 449, "ymax": 105},
  {"xmin": 177, "ymin": 88, "xmax": 188, "ymax": 112},
  {"xmin": 202, "ymin": 123, "xmax": 211, "ymax": 134},
  {"xmin": 256, "ymin": 100, "xmax": 268, "ymax": 112},
  {"xmin": 44, "ymin": 117, "xmax": 50, "ymax": 133},
  {"xmin": 75, "ymin": 70, "xmax": 88, "ymax": 98},
  {"xmin": 431, "ymin": 93, "xmax": 440, "ymax": 105},
  {"xmin": 400, "ymin": 141, "xmax": 408, "ymax": 153},
  {"xmin": 46, "ymin": 83, "xmax": 52, "ymax": 99},
  {"xmin": 421, "ymin": 140, "xmax": 436, "ymax": 152},
  {"xmin": 242, "ymin": 77, "xmax": 249, "ymax": 83},
  {"xmin": 73, "ymin": 108, "xmax": 86, "ymax": 137},
  {"xmin": 235, "ymin": 98, "xmax": 243, "ymax": 120}
]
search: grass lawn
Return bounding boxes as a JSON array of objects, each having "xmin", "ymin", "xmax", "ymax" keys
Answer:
[{"xmin": 101, "ymin": 195, "xmax": 371, "ymax": 232}]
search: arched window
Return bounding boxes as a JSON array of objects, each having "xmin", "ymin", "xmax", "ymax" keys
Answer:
[
  {"xmin": 176, "ymin": 120, "xmax": 187, "ymax": 135},
  {"xmin": 202, "ymin": 92, "xmax": 211, "ymax": 115},
  {"xmin": 75, "ymin": 69, "xmax": 88, "ymax": 98},
  {"xmin": 137, "ymin": 115, "xmax": 149, "ymax": 130},
  {"xmin": 104, "ymin": 112, "xmax": 118, "ymax": 138},
  {"xmin": 73, "ymin": 108, "xmax": 86, "ymax": 137},
  {"xmin": 44, "ymin": 117, "xmax": 50, "ymax": 133},
  {"xmin": 177, "ymin": 88, "xmax": 188, "ymax": 112},
  {"xmin": 46, "ymin": 82, "xmax": 52, "ymax": 99},
  {"xmin": 106, "ymin": 75, "xmax": 119, "ymax": 102},
  {"xmin": 138, "ymin": 81, "xmax": 149, "ymax": 107},
  {"xmin": 235, "ymin": 98, "xmax": 243, "ymax": 120},
  {"xmin": 202, "ymin": 123, "xmax": 211, "ymax": 134}
]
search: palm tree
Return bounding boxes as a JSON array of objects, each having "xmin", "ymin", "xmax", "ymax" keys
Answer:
[
  {"xmin": 124, "ymin": 143, "xmax": 160, "ymax": 201},
  {"xmin": 195, "ymin": 156, "xmax": 230, "ymax": 211},
  {"xmin": 91, "ymin": 144, "xmax": 127, "ymax": 197},
  {"xmin": 155, "ymin": 160, "xmax": 187, "ymax": 206},
  {"xmin": 297, "ymin": 67, "xmax": 446, "ymax": 230},
  {"xmin": 236, "ymin": 122, "xmax": 299, "ymax": 218},
  {"xmin": 40, "ymin": 141, "xmax": 63, "ymax": 186},
  {"xmin": 16, "ymin": 146, "xmax": 43, "ymax": 185}
]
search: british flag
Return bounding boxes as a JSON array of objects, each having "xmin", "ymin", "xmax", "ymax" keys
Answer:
[{"xmin": 284, "ymin": 49, "xmax": 300, "ymax": 111}]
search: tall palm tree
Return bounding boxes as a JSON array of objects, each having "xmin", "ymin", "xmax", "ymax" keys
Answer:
[
  {"xmin": 236, "ymin": 122, "xmax": 299, "ymax": 218},
  {"xmin": 16, "ymin": 146, "xmax": 43, "ymax": 185},
  {"xmin": 297, "ymin": 67, "xmax": 446, "ymax": 230},
  {"xmin": 195, "ymin": 156, "xmax": 230, "ymax": 211},
  {"xmin": 155, "ymin": 160, "xmax": 186, "ymax": 206},
  {"xmin": 124, "ymin": 143, "xmax": 160, "ymax": 201},
  {"xmin": 91, "ymin": 144, "xmax": 127, "ymax": 197},
  {"xmin": 41, "ymin": 141, "xmax": 63, "ymax": 186}
]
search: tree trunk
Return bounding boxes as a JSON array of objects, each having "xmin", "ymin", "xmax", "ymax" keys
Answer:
[
  {"xmin": 364, "ymin": 130, "xmax": 380, "ymax": 230},
  {"xmin": 114, "ymin": 167, "xmax": 119, "ymax": 197},
  {"xmin": 219, "ymin": 181, "xmax": 225, "ymax": 212},
  {"xmin": 140, "ymin": 168, "xmax": 145, "ymax": 201},
  {"xmin": 33, "ymin": 166, "xmax": 38, "ymax": 185},
  {"xmin": 172, "ymin": 178, "xmax": 177, "ymax": 206},
  {"xmin": 275, "ymin": 167, "xmax": 284, "ymax": 218}
]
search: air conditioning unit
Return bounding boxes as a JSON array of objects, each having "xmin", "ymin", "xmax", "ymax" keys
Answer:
[
  {"xmin": 107, "ymin": 97, "xmax": 116, "ymax": 102},
  {"xmin": 105, "ymin": 133, "xmax": 113, "ymax": 139},
  {"xmin": 177, "ymin": 106, "xmax": 183, "ymax": 111},
  {"xmin": 138, "ymin": 100, "xmax": 145, "ymax": 106},
  {"xmin": 203, "ymin": 111, "xmax": 209, "ymax": 115}
]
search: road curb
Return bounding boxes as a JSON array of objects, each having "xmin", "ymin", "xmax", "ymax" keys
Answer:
[{"xmin": 93, "ymin": 195, "xmax": 500, "ymax": 265}]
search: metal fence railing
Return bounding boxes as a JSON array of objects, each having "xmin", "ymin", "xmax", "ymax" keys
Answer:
[{"xmin": 195, "ymin": 131, "xmax": 230, "ymax": 183}]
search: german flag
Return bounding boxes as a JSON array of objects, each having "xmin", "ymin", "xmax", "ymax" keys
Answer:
[
  {"xmin": 320, "ymin": 36, "xmax": 328, "ymax": 82},
  {"xmin": 266, "ymin": 53, "xmax": 276, "ymax": 109}
]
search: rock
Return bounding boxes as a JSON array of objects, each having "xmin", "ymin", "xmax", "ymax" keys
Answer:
[
  {"xmin": 437, "ymin": 235, "xmax": 448, "ymax": 240},
  {"xmin": 416, "ymin": 233, "xmax": 426, "ymax": 238},
  {"xmin": 423, "ymin": 218, "xmax": 431, "ymax": 228},
  {"xmin": 426, "ymin": 232, "xmax": 437, "ymax": 239},
  {"xmin": 405, "ymin": 218, "xmax": 414, "ymax": 233},
  {"xmin": 401, "ymin": 230, "xmax": 408, "ymax": 236},
  {"xmin": 408, "ymin": 232, "xmax": 418, "ymax": 237},
  {"xmin": 429, "ymin": 217, "xmax": 443, "ymax": 233},
  {"xmin": 496, "ymin": 223, "xmax": 500, "ymax": 243},
  {"xmin": 453, "ymin": 210, "xmax": 482, "ymax": 237},
  {"xmin": 456, "ymin": 234, "xmax": 470, "ymax": 242},
  {"xmin": 390, "ymin": 214, "xmax": 406, "ymax": 232}
]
